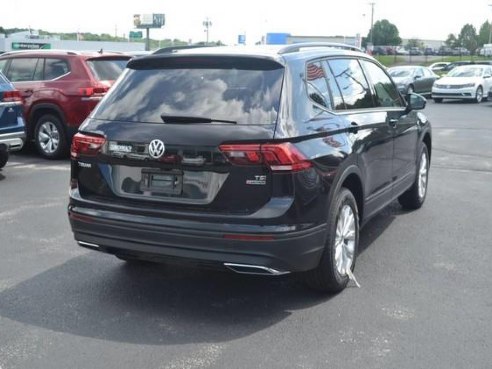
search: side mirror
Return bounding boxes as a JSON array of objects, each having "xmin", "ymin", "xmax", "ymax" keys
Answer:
[
  {"xmin": 484, "ymin": 74, "xmax": 491, "ymax": 79},
  {"xmin": 414, "ymin": 75, "xmax": 422, "ymax": 80},
  {"xmin": 406, "ymin": 93, "xmax": 426, "ymax": 111}
]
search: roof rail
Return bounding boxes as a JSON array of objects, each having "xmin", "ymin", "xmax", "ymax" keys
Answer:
[
  {"xmin": 0, "ymin": 49, "xmax": 82, "ymax": 57},
  {"xmin": 278, "ymin": 42, "xmax": 362, "ymax": 55}
]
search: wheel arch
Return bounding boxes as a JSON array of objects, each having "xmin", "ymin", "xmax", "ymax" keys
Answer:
[
  {"xmin": 329, "ymin": 165, "xmax": 365, "ymax": 225},
  {"xmin": 28, "ymin": 103, "xmax": 67, "ymax": 139}
]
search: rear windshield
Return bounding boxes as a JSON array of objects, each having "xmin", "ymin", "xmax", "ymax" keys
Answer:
[
  {"xmin": 86, "ymin": 59, "xmax": 128, "ymax": 81},
  {"xmin": 92, "ymin": 62, "xmax": 284, "ymax": 125}
]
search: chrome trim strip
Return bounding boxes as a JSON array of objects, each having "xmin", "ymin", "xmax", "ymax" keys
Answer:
[
  {"xmin": 0, "ymin": 101, "xmax": 22, "ymax": 108},
  {"xmin": 224, "ymin": 263, "xmax": 290, "ymax": 276}
]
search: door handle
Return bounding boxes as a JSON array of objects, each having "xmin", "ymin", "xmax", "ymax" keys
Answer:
[
  {"xmin": 348, "ymin": 122, "xmax": 359, "ymax": 133},
  {"xmin": 388, "ymin": 118, "xmax": 398, "ymax": 127}
]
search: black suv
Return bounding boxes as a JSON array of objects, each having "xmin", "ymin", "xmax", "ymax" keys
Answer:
[{"xmin": 68, "ymin": 43, "xmax": 431, "ymax": 292}]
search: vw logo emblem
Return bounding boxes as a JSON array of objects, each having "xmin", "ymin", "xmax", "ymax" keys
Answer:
[{"xmin": 149, "ymin": 139, "xmax": 165, "ymax": 159}]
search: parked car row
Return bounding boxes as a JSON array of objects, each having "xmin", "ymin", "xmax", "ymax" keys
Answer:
[{"xmin": 387, "ymin": 63, "xmax": 492, "ymax": 104}]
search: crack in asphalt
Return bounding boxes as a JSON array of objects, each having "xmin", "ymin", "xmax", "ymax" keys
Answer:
[
  {"xmin": 432, "ymin": 165, "xmax": 492, "ymax": 174},
  {"xmin": 433, "ymin": 147, "xmax": 492, "ymax": 159}
]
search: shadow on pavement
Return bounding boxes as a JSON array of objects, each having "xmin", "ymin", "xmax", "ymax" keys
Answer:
[
  {"xmin": 0, "ymin": 201, "xmax": 401, "ymax": 345},
  {"xmin": 0, "ymin": 254, "xmax": 331, "ymax": 345}
]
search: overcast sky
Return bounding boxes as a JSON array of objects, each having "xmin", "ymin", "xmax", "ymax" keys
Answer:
[{"xmin": 1, "ymin": 0, "xmax": 491, "ymax": 45}]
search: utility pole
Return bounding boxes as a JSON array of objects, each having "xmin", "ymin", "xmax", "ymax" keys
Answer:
[
  {"xmin": 369, "ymin": 2, "xmax": 376, "ymax": 46},
  {"xmin": 203, "ymin": 17, "xmax": 212, "ymax": 45}
]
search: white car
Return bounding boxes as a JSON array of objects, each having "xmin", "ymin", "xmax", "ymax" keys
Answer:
[
  {"xmin": 429, "ymin": 62, "xmax": 450, "ymax": 72},
  {"xmin": 432, "ymin": 65, "xmax": 492, "ymax": 103}
]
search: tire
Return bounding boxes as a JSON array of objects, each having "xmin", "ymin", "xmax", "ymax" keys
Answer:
[
  {"xmin": 34, "ymin": 114, "xmax": 68, "ymax": 159},
  {"xmin": 473, "ymin": 86, "xmax": 483, "ymax": 103},
  {"xmin": 433, "ymin": 98, "xmax": 443, "ymax": 103},
  {"xmin": 398, "ymin": 145, "xmax": 429, "ymax": 210},
  {"xmin": 0, "ymin": 150, "xmax": 8, "ymax": 169},
  {"xmin": 304, "ymin": 188, "xmax": 359, "ymax": 293}
]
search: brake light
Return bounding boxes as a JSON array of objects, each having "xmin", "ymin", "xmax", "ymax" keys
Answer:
[
  {"xmin": 2, "ymin": 90, "xmax": 22, "ymax": 102},
  {"xmin": 71, "ymin": 133, "xmax": 106, "ymax": 159},
  {"xmin": 219, "ymin": 142, "xmax": 312, "ymax": 172},
  {"xmin": 78, "ymin": 86, "xmax": 110, "ymax": 97}
]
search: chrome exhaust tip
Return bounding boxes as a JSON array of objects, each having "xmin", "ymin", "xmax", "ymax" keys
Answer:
[
  {"xmin": 224, "ymin": 263, "xmax": 290, "ymax": 276},
  {"xmin": 77, "ymin": 241, "xmax": 101, "ymax": 250}
]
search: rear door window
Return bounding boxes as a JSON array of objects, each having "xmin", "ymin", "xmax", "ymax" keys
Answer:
[
  {"xmin": 86, "ymin": 59, "xmax": 128, "ymax": 81},
  {"xmin": 327, "ymin": 58, "xmax": 374, "ymax": 110},
  {"xmin": 44, "ymin": 58, "xmax": 70, "ymax": 80},
  {"xmin": 92, "ymin": 58, "xmax": 284, "ymax": 125},
  {"xmin": 6, "ymin": 58, "xmax": 42, "ymax": 82}
]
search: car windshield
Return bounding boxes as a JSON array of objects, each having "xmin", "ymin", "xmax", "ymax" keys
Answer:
[
  {"xmin": 448, "ymin": 67, "xmax": 484, "ymax": 78},
  {"xmin": 92, "ymin": 64, "xmax": 284, "ymax": 125},
  {"xmin": 389, "ymin": 69, "xmax": 412, "ymax": 77},
  {"xmin": 86, "ymin": 59, "xmax": 129, "ymax": 81}
]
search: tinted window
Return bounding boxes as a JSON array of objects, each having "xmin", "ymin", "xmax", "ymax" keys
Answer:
[
  {"xmin": 7, "ymin": 58, "xmax": 41, "ymax": 82},
  {"xmin": 0, "ymin": 60, "xmax": 6, "ymax": 73},
  {"xmin": 0, "ymin": 71, "xmax": 9, "ymax": 84},
  {"xmin": 422, "ymin": 68, "xmax": 433, "ymax": 77},
  {"xmin": 323, "ymin": 61, "xmax": 345, "ymax": 110},
  {"xmin": 44, "ymin": 58, "xmax": 70, "ymax": 80},
  {"xmin": 362, "ymin": 61, "xmax": 403, "ymax": 108},
  {"xmin": 93, "ymin": 66, "xmax": 284, "ymax": 125},
  {"xmin": 305, "ymin": 61, "xmax": 330, "ymax": 108},
  {"xmin": 328, "ymin": 59, "xmax": 374, "ymax": 110},
  {"xmin": 86, "ymin": 59, "xmax": 128, "ymax": 81}
]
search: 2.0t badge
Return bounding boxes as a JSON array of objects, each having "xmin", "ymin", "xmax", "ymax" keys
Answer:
[{"xmin": 149, "ymin": 139, "xmax": 165, "ymax": 159}]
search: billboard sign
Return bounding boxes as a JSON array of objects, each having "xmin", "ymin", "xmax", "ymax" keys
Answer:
[
  {"xmin": 133, "ymin": 13, "xmax": 165, "ymax": 29},
  {"xmin": 237, "ymin": 34, "xmax": 246, "ymax": 45}
]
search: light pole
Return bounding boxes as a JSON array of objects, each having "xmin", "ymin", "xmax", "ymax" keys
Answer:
[
  {"xmin": 369, "ymin": 2, "xmax": 376, "ymax": 46},
  {"xmin": 203, "ymin": 17, "xmax": 212, "ymax": 45},
  {"xmin": 488, "ymin": 4, "xmax": 492, "ymax": 44}
]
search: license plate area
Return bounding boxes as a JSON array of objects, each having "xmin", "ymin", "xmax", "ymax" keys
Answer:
[{"xmin": 140, "ymin": 169, "xmax": 183, "ymax": 195}]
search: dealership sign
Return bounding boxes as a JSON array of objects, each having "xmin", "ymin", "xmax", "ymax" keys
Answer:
[{"xmin": 12, "ymin": 42, "xmax": 51, "ymax": 50}]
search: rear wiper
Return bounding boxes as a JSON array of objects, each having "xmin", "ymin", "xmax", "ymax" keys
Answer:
[{"xmin": 160, "ymin": 114, "xmax": 237, "ymax": 124}]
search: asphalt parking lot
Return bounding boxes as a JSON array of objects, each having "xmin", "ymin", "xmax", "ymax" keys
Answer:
[{"xmin": 1, "ymin": 101, "xmax": 491, "ymax": 369}]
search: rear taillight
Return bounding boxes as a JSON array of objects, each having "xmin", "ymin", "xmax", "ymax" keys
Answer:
[
  {"xmin": 71, "ymin": 133, "xmax": 106, "ymax": 159},
  {"xmin": 2, "ymin": 90, "xmax": 22, "ymax": 102},
  {"xmin": 78, "ymin": 86, "xmax": 110, "ymax": 97},
  {"xmin": 219, "ymin": 142, "xmax": 312, "ymax": 172}
]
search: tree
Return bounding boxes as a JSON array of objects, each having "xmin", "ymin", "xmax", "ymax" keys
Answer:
[
  {"xmin": 478, "ymin": 21, "xmax": 491, "ymax": 46},
  {"xmin": 445, "ymin": 33, "xmax": 458, "ymax": 48},
  {"xmin": 458, "ymin": 24, "xmax": 478, "ymax": 54},
  {"xmin": 365, "ymin": 19, "xmax": 401, "ymax": 46}
]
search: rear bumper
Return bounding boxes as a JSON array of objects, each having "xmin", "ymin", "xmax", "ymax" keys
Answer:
[
  {"xmin": 68, "ymin": 204, "xmax": 327, "ymax": 273},
  {"xmin": 0, "ymin": 131, "xmax": 25, "ymax": 152}
]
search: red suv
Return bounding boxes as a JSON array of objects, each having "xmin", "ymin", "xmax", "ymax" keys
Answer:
[{"xmin": 0, "ymin": 51, "xmax": 130, "ymax": 158}]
